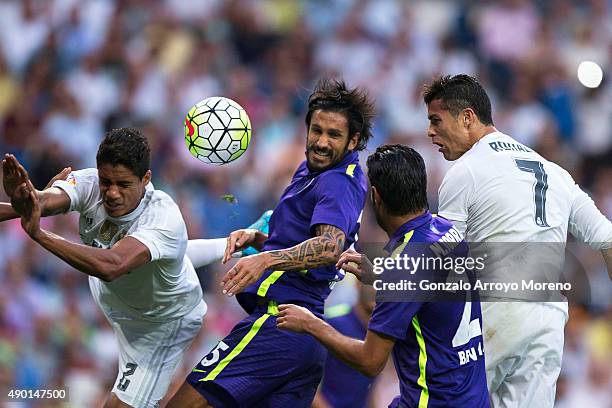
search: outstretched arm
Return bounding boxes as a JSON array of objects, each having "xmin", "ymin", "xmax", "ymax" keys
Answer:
[
  {"xmin": 221, "ymin": 224, "xmax": 345, "ymax": 296},
  {"xmin": 277, "ymin": 304, "xmax": 394, "ymax": 377},
  {"xmin": 266, "ymin": 224, "xmax": 345, "ymax": 270},
  {"xmin": 187, "ymin": 238, "xmax": 228, "ymax": 268},
  {"xmin": 567, "ymin": 183, "xmax": 612, "ymax": 279},
  {"xmin": 0, "ymin": 202, "xmax": 18, "ymax": 222},
  {"xmin": 18, "ymin": 180, "xmax": 150, "ymax": 282}
]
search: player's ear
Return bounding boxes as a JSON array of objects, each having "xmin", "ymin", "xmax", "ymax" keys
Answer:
[
  {"xmin": 371, "ymin": 186, "xmax": 381, "ymax": 205},
  {"xmin": 142, "ymin": 170, "xmax": 152, "ymax": 185},
  {"xmin": 347, "ymin": 132, "xmax": 360, "ymax": 151},
  {"xmin": 462, "ymin": 108, "xmax": 476, "ymax": 128}
]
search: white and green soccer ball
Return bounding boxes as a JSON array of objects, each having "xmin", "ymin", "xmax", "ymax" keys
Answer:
[{"xmin": 184, "ymin": 96, "xmax": 252, "ymax": 165}]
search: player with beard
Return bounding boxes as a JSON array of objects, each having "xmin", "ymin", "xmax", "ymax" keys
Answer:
[{"xmin": 169, "ymin": 79, "xmax": 374, "ymax": 407}]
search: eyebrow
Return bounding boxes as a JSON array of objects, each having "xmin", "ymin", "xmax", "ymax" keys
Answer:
[
  {"xmin": 100, "ymin": 177, "xmax": 132, "ymax": 184},
  {"xmin": 311, "ymin": 123, "xmax": 342, "ymax": 134}
]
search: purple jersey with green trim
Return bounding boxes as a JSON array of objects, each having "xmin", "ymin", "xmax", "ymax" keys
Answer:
[
  {"xmin": 321, "ymin": 305, "xmax": 374, "ymax": 408},
  {"xmin": 237, "ymin": 151, "xmax": 366, "ymax": 314},
  {"xmin": 368, "ymin": 212, "xmax": 490, "ymax": 408}
]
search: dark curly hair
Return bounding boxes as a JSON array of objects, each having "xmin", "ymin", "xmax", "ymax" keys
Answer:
[
  {"xmin": 423, "ymin": 74, "xmax": 494, "ymax": 125},
  {"xmin": 96, "ymin": 128, "xmax": 151, "ymax": 179},
  {"xmin": 305, "ymin": 78, "xmax": 376, "ymax": 151}
]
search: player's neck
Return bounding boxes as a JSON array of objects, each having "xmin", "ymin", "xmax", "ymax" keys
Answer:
[
  {"xmin": 470, "ymin": 125, "xmax": 498, "ymax": 146},
  {"xmin": 383, "ymin": 209, "xmax": 426, "ymax": 239}
]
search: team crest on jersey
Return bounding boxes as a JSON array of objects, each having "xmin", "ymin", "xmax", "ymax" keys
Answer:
[
  {"xmin": 66, "ymin": 173, "xmax": 77, "ymax": 186},
  {"xmin": 99, "ymin": 221, "xmax": 119, "ymax": 245}
]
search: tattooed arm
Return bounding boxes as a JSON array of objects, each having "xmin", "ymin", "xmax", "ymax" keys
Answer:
[
  {"xmin": 267, "ymin": 224, "xmax": 345, "ymax": 270},
  {"xmin": 221, "ymin": 224, "xmax": 346, "ymax": 296}
]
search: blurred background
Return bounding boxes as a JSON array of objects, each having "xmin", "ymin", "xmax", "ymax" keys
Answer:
[{"xmin": 0, "ymin": 0, "xmax": 610, "ymax": 406}]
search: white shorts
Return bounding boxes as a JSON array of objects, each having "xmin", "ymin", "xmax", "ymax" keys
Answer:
[
  {"xmin": 96, "ymin": 298, "xmax": 205, "ymax": 408},
  {"xmin": 482, "ymin": 302, "xmax": 568, "ymax": 408}
]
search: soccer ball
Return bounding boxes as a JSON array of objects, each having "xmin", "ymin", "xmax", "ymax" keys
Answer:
[{"xmin": 184, "ymin": 96, "xmax": 252, "ymax": 165}]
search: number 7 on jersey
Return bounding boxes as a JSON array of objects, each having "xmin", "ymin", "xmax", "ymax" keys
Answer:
[{"xmin": 514, "ymin": 159, "xmax": 550, "ymax": 227}]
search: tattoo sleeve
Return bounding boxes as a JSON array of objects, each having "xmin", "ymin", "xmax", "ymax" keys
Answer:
[{"xmin": 267, "ymin": 224, "xmax": 346, "ymax": 271}]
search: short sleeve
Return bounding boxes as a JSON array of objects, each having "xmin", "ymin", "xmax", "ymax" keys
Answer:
[
  {"xmin": 438, "ymin": 161, "xmax": 475, "ymax": 223},
  {"xmin": 128, "ymin": 198, "xmax": 187, "ymax": 262},
  {"xmin": 368, "ymin": 301, "xmax": 422, "ymax": 340},
  {"xmin": 52, "ymin": 168, "xmax": 99, "ymax": 213},
  {"xmin": 310, "ymin": 171, "xmax": 365, "ymax": 237}
]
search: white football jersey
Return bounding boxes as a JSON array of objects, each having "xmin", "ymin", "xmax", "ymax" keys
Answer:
[
  {"xmin": 438, "ymin": 131, "xmax": 612, "ymax": 304},
  {"xmin": 54, "ymin": 168, "xmax": 204, "ymax": 322}
]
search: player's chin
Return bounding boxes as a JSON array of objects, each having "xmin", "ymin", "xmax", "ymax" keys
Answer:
[
  {"xmin": 104, "ymin": 204, "xmax": 125, "ymax": 217},
  {"xmin": 307, "ymin": 154, "xmax": 334, "ymax": 172},
  {"xmin": 440, "ymin": 148, "xmax": 457, "ymax": 161}
]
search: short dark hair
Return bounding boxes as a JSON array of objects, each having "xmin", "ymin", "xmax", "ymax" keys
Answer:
[
  {"xmin": 305, "ymin": 78, "xmax": 376, "ymax": 151},
  {"xmin": 367, "ymin": 144, "xmax": 428, "ymax": 216},
  {"xmin": 96, "ymin": 128, "xmax": 151, "ymax": 178},
  {"xmin": 423, "ymin": 74, "xmax": 494, "ymax": 125}
]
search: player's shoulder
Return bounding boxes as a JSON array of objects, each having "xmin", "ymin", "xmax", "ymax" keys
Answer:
[
  {"xmin": 147, "ymin": 187, "xmax": 180, "ymax": 212},
  {"xmin": 139, "ymin": 187, "xmax": 184, "ymax": 226},
  {"xmin": 441, "ymin": 156, "xmax": 474, "ymax": 188},
  {"xmin": 69, "ymin": 167, "xmax": 99, "ymax": 182},
  {"xmin": 413, "ymin": 214, "xmax": 460, "ymax": 242},
  {"xmin": 53, "ymin": 168, "xmax": 99, "ymax": 194},
  {"xmin": 430, "ymin": 214, "xmax": 457, "ymax": 233},
  {"xmin": 317, "ymin": 162, "xmax": 366, "ymax": 191}
]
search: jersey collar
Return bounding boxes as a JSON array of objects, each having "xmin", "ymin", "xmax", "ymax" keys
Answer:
[
  {"xmin": 384, "ymin": 211, "xmax": 432, "ymax": 253},
  {"xmin": 468, "ymin": 131, "xmax": 503, "ymax": 152}
]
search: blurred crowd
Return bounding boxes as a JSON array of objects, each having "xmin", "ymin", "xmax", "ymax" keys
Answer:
[{"xmin": 0, "ymin": 0, "xmax": 610, "ymax": 406}]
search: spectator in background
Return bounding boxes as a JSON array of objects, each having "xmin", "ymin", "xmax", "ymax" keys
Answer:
[{"xmin": 0, "ymin": 1, "xmax": 609, "ymax": 406}]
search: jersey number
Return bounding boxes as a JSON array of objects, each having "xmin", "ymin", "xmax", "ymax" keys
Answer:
[
  {"xmin": 514, "ymin": 159, "xmax": 550, "ymax": 227},
  {"xmin": 117, "ymin": 362, "xmax": 137, "ymax": 391},
  {"xmin": 200, "ymin": 341, "xmax": 230, "ymax": 367},
  {"xmin": 452, "ymin": 302, "xmax": 482, "ymax": 347}
]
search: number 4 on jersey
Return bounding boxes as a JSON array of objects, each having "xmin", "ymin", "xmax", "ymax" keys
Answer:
[{"xmin": 514, "ymin": 159, "xmax": 550, "ymax": 227}]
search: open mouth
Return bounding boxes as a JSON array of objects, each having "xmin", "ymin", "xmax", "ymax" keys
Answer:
[
  {"xmin": 105, "ymin": 202, "xmax": 122, "ymax": 211},
  {"xmin": 432, "ymin": 141, "xmax": 444, "ymax": 152},
  {"xmin": 311, "ymin": 150, "xmax": 331, "ymax": 160}
]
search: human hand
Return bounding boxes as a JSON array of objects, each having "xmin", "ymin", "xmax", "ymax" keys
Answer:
[
  {"xmin": 336, "ymin": 249, "xmax": 376, "ymax": 285},
  {"xmin": 220, "ymin": 252, "xmax": 270, "ymax": 296},
  {"xmin": 223, "ymin": 229, "xmax": 259, "ymax": 264},
  {"xmin": 2, "ymin": 154, "xmax": 29, "ymax": 199},
  {"xmin": 19, "ymin": 179, "xmax": 42, "ymax": 239},
  {"xmin": 277, "ymin": 304, "xmax": 319, "ymax": 334}
]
